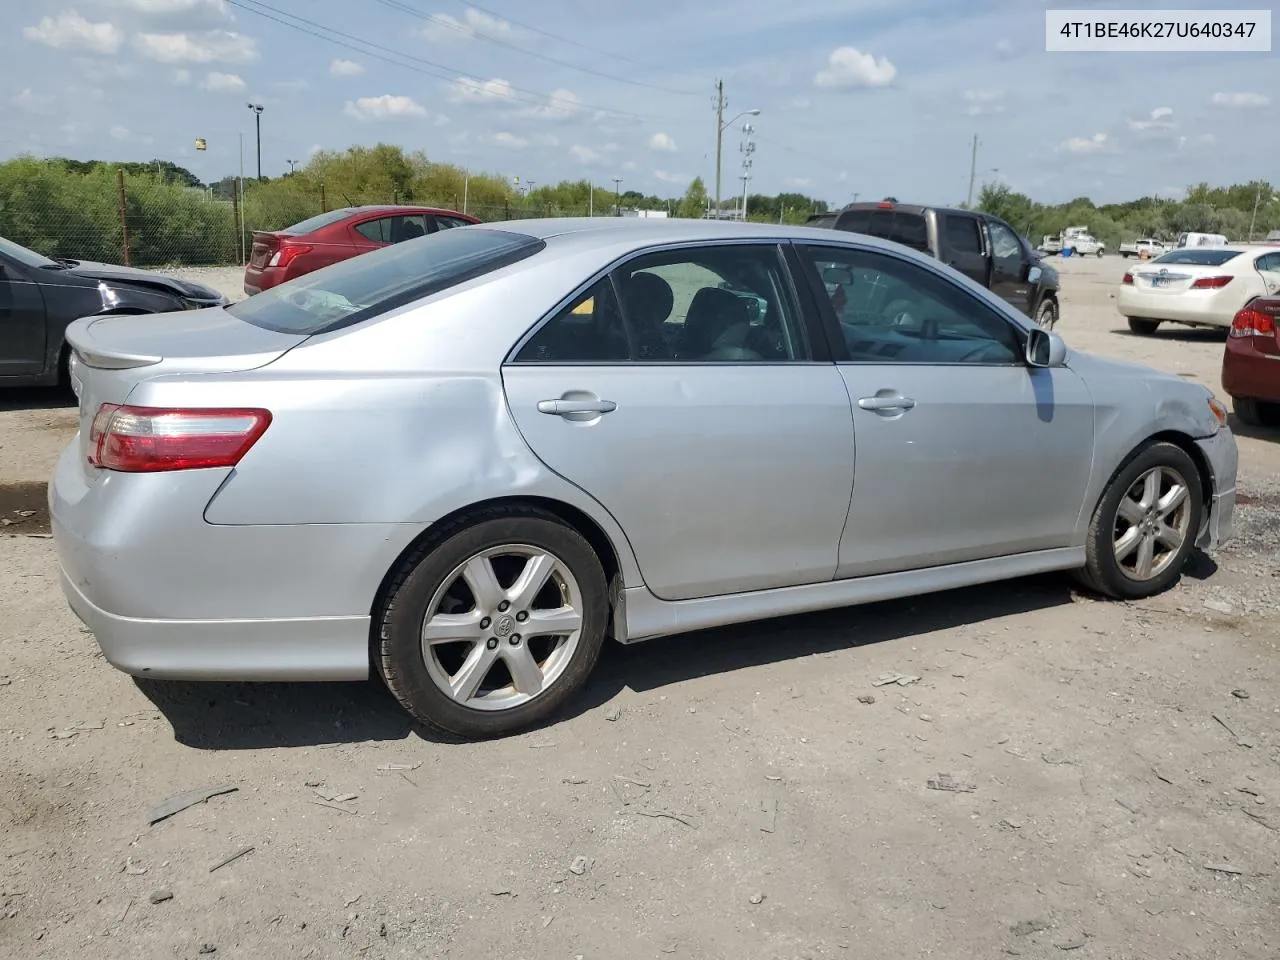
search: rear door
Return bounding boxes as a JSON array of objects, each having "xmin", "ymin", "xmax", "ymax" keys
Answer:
[
  {"xmin": 0, "ymin": 259, "xmax": 48, "ymax": 375},
  {"xmin": 501, "ymin": 241, "xmax": 856, "ymax": 601},
  {"xmin": 983, "ymin": 217, "xmax": 1033, "ymax": 315},
  {"xmin": 1254, "ymin": 251, "xmax": 1280, "ymax": 295},
  {"xmin": 795, "ymin": 241, "xmax": 1094, "ymax": 578},
  {"xmin": 939, "ymin": 211, "xmax": 988, "ymax": 286}
]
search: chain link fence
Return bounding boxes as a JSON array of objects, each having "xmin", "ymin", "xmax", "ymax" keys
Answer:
[{"xmin": 0, "ymin": 170, "xmax": 609, "ymax": 270}]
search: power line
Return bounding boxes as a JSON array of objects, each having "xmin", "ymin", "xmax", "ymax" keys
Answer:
[
  {"xmin": 223, "ymin": 0, "xmax": 696, "ymax": 125},
  {"xmin": 368, "ymin": 0, "xmax": 703, "ymax": 97},
  {"xmin": 459, "ymin": 0, "xmax": 713, "ymax": 84}
]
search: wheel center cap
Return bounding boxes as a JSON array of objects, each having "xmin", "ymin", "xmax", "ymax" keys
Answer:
[{"xmin": 493, "ymin": 614, "xmax": 516, "ymax": 638}]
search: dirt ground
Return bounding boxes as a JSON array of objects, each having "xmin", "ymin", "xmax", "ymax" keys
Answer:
[{"xmin": 2, "ymin": 256, "xmax": 1278, "ymax": 960}]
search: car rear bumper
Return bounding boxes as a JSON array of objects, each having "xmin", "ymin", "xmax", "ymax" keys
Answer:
[
  {"xmin": 1222, "ymin": 336, "xmax": 1280, "ymax": 403},
  {"xmin": 1194, "ymin": 428, "xmax": 1238, "ymax": 551},
  {"xmin": 1117, "ymin": 288, "xmax": 1238, "ymax": 326},
  {"xmin": 49, "ymin": 442, "xmax": 428, "ymax": 681}
]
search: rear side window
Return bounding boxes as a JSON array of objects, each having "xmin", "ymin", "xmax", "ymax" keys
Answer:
[
  {"xmin": 944, "ymin": 215, "xmax": 983, "ymax": 254},
  {"xmin": 1153, "ymin": 249, "xmax": 1242, "ymax": 267},
  {"xmin": 227, "ymin": 227, "xmax": 545, "ymax": 335},
  {"xmin": 281, "ymin": 208, "xmax": 355, "ymax": 235}
]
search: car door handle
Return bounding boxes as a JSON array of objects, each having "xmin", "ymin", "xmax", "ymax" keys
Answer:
[
  {"xmin": 858, "ymin": 395, "xmax": 915, "ymax": 411},
  {"xmin": 537, "ymin": 399, "xmax": 617, "ymax": 416}
]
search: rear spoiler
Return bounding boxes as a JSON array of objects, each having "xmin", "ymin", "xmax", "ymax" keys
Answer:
[{"xmin": 65, "ymin": 316, "xmax": 162, "ymax": 370}]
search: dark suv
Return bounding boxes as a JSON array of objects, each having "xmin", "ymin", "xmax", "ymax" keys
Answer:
[{"xmin": 808, "ymin": 201, "xmax": 1060, "ymax": 328}]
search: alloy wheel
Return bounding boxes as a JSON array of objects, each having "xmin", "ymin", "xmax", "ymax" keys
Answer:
[
  {"xmin": 420, "ymin": 544, "xmax": 584, "ymax": 711},
  {"xmin": 1112, "ymin": 465, "xmax": 1192, "ymax": 581}
]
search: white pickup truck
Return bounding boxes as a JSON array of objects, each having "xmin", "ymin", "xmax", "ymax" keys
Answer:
[
  {"xmin": 1118, "ymin": 238, "xmax": 1169, "ymax": 258},
  {"xmin": 1040, "ymin": 226, "xmax": 1106, "ymax": 257}
]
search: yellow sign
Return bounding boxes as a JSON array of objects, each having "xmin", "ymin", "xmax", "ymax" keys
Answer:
[{"xmin": 194, "ymin": 138, "xmax": 207, "ymax": 151}]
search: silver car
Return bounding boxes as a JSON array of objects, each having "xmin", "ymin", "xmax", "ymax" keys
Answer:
[{"xmin": 50, "ymin": 219, "xmax": 1238, "ymax": 739}]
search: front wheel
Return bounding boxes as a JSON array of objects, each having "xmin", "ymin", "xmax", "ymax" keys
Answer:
[
  {"xmin": 1034, "ymin": 298, "xmax": 1058, "ymax": 330},
  {"xmin": 1077, "ymin": 442, "xmax": 1203, "ymax": 600},
  {"xmin": 1096, "ymin": 248, "xmax": 1104, "ymax": 258},
  {"xmin": 1127, "ymin": 317, "xmax": 1160, "ymax": 336},
  {"xmin": 377, "ymin": 508, "xmax": 609, "ymax": 739}
]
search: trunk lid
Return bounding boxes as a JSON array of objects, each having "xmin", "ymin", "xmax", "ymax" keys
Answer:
[
  {"xmin": 1130, "ymin": 261, "xmax": 1232, "ymax": 294},
  {"xmin": 65, "ymin": 307, "xmax": 305, "ymax": 481}
]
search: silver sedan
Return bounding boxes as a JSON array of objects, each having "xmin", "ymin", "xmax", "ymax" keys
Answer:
[{"xmin": 51, "ymin": 218, "xmax": 1238, "ymax": 738}]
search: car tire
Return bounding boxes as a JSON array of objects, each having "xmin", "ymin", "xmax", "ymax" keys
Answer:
[
  {"xmin": 1127, "ymin": 317, "xmax": 1160, "ymax": 335},
  {"xmin": 1233, "ymin": 397, "xmax": 1280, "ymax": 428},
  {"xmin": 376, "ymin": 505, "xmax": 609, "ymax": 739},
  {"xmin": 1035, "ymin": 298, "xmax": 1059, "ymax": 330},
  {"xmin": 1076, "ymin": 441, "xmax": 1203, "ymax": 600},
  {"xmin": 1096, "ymin": 249, "xmax": 1104, "ymax": 258}
]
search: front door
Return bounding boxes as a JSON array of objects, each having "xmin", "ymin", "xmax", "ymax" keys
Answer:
[
  {"xmin": 501, "ymin": 242, "xmax": 855, "ymax": 601},
  {"xmin": 984, "ymin": 217, "xmax": 1033, "ymax": 316},
  {"xmin": 939, "ymin": 211, "xmax": 989, "ymax": 287},
  {"xmin": 0, "ymin": 260, "xmax": 47, "ymax": 376},
  {"xmin": 796, "ymin": 242, "xmax": 1095, "ymax": 578}
]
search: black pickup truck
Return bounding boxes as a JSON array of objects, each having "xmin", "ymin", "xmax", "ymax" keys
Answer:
[{"xmin": 807, "ymin": 201, "xmax": 1060, "ymax": 329}]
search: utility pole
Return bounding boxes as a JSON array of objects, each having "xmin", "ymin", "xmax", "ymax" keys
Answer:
[
  {"xmin": 246, "ymin": 102, "xmax": 264, "ymax": 180},
  {"xmin": 965, "ymin": 134, "xmax": 979, "ymax": 209},
  {"xmin": 612, "ymin": 177, "xmax": 623, "ymax": 216},
  {"xmin": 285, "ymin": 159, "xmax": 298, "ymax": 174},
  {"xmin": 714, "ymin": 79, "xmax": 725, "ymax": 219}
]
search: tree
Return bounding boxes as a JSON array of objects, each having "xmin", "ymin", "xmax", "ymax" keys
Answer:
[{"xmin": 677, "ymin": 177, "xmax": 709, "ymax": 219}]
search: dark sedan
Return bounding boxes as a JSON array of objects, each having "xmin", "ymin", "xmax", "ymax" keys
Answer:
[{"xmin": 0, "ymin": 235, "xmax": 226, "ymax": 388}]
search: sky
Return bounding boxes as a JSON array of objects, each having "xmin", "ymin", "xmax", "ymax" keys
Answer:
[{"xmin": 0, "ymin": 0, "xmax": 1273, "ymax": 206}]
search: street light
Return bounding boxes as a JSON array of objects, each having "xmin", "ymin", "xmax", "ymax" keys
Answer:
[
  {"xmin": 716, "ymin": 107, "xmax": 759, "ymax": 219},
  {"xmin": 285, "ymin": 159, "xmax": 298, "ymax": 175},
  {"xmin": 613, "ymin": 177, "xmax": 623, "ymax": 216},
  {"xmin": 245, "ymin": 102, "xmax": 264, "ymax": 181}
]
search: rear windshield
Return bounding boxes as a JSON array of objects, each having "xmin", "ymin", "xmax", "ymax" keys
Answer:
[
  {"xmin": 807, "ymin": 214, "xmax": 837, "ymax": 229},
  {"xmin": 227, "ymin": 227, "xmax": 545, "ymax": 335},
  {"xmin": 1152, "ymin": 249, "xmax": 1242, "ymax": 267},
  {"xmin": 836, "ymin": 208, "xmax": 930, "ymax": 252},
  {"xmin": 279, "ymin": 208, "xmax": 356, "ymax": 235}
]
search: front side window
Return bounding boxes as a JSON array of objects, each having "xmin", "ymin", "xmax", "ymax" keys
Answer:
[
  {"xmin": 801, "ymin": 244, "xmax": 1023, "ymax": 365},
  {"xmin": 513, "ymin": 279, "xmax": 628, "ymax": 363},
  {"xmin": 986, "ymin": 220, "xmax": 1022, "ymax": 262},
  {"xmin": 614, "ymin": 245, "xmax": 810, "ymax": 362}
]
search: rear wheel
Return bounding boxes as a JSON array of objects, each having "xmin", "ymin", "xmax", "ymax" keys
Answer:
[
  {"xmin": 1233, "ymin": 397, "xmax": 1280, "ymax": 428},
  {"xmin": 1077, "ymin": 442, "xmax": 1202, "ymax": 599},
  {"xmin": 1127, "ymin": 317, "xmax": 1160, "ymax": 336},
  {"xmin": 1096, "ymin": 248, "xmax": 1104, "ymax": 258},
  {"xmin": 377, "ymin": 507, "xmax": 609, "ymax": 739}
]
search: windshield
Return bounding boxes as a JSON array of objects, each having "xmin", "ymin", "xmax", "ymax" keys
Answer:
[
  {"xmin": 0, "ymin": 235, "xmax": 58, "ymax": 269},
  {"xmin": 227, "ymin": 227, "xmax": 544, "ymax": 335},
  {"xmin": 1151, "ymin": 249, "xmax": 1242, "ymax": 267}
]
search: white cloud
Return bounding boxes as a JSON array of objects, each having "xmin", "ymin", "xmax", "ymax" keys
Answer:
[
  {"xmin": 112, "ymin": 0, "xmax": 227, "ymax": 14},
  {"xmin": 329, "ymin": 58, "xmax": 364, "ymax": 77},
  {"xmin": 814, "ymin": 47, "xmax": 896, "ymax": 89},
  {"xmin": 492, "ymin": 131, "xmax": 528, "ymax": 148},
  {"xmin": 1177, "ymin": 133, "xmax": 1217, "ymax": 151},
  {"xmin": 343, "ymin": 94, "xmax": 428, "ymax": 121},
  {"xmin": 13, "ymin": 88, "xmax": 54, "ymax": 112},
  {"xmin": 24, "ymin": 11, "xmax": 123, "ymax": 54},
  {"xmin": 1211, "ymin": 91, "xmax": 1268, "ymax": 108},
  {"xmin": 784, "ymin": 177, "xmax": 812, "ymax": 188},
  {"xmin": 450, "ymin": 76, "xmax": 514, "ymax": 104},
  {"xmin": 199, "ymin": 71, "xmax": 245, "ymax": 93},
  {"xmin": 1057, "ymin": 132, "xmax": 1112, "ymax": 155},
  {"xmin": 531, "ymin": 133, "xmax": 559, "ymax": 147},
  {"xmin": 570, "ymin": 144, "xmax": 603, "ymax": 164},
  {"xmin": 649, "ymin": 132, "xmax": 677, "ymax": 152},
  {"xmin": 994, "ymin": 38, "xmax": 1014, "ymax": 58},
  {"xmin": 419, "ymin": 8, "xmax": 515, "ymax": 42},
  {"xmin": 790, "ymin": 96, "xmax": 811, "ymax": 109},
  {"xmin": 134, "ymin": 29, "xmax": 257, "ymax": 63},
  {"xmin": 274, "ymin": 78, "xmax": 309, "ymax": 93},
  {"xmin": 653, "ymin": 170, "xmax": 689, "ymax": 183},
  {"xmin": 173, "ymin": 67, "xmax": 191, "ymax": 84},
  {"xmin": 963, "ymin": 89, "xmax": 1005, "ymax": 117},
  {"xmin": 518, "ymin": 88, "xmax": 583, "ymax": 121},
  {"xmin": 109, "ymin": 124, "xmax": 131, "ymax": 141},
  {"xmin": 1127, "ymin": 106, "xmax": 1176, "ymax": 132}
]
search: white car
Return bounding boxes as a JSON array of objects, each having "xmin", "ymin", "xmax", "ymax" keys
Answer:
[
  {"xmin": 1064, "ymin": 233, "xmax": 1105, "ymax": 257},
  {"xmin": 1119, "ymin": 245, "xmax": 1280, "ymax": 335}
]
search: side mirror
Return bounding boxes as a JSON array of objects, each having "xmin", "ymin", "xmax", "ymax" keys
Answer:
[
  {"xmin": 1026, "ymin": 327, "xmax": 1067, "ymax": 367},
  {"xmin": 1027, "ymin": 265, "xmax": 1042, "ymax": 285}
]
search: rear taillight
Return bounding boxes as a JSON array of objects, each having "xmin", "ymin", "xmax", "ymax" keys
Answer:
[
  {"xmin": 268, "ymin": 243, "xmax": 312, "ymax": 269},
  {"xmin": 1122, "ymin": 272, "xmax": 1134, "ymax": 285},
  {"xmin": 87, "ymin": 404, "xmax": 271, "ymax": 472},
  {"xmin": 1229, "ymin": 302, "xmax": 1278, "ymax": 338},
  {"xmin": 1190, "ymin": 275, "xmax": 1232, "ymax": 289}
]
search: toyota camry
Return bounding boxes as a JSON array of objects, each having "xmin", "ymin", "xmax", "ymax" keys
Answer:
[{"xmin": 51, "ymin": 218, "xmax": 1238, "ymax": 739}]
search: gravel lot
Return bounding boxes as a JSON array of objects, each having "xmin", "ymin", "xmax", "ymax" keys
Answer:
[{"xmin": 2, "ymin": 255, "xmax": 1278, "ymax": 960}]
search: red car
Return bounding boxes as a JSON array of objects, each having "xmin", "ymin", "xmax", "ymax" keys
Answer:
[
  {"xmin": 1222, "ymin": 296, "xmax": 1280, "ymax": 428},
  {"xmin": 243, "ymin": 205, "xmax": 480, "ymax": 295}
]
